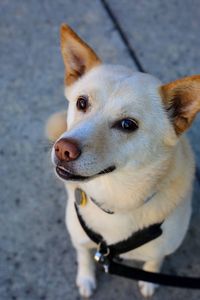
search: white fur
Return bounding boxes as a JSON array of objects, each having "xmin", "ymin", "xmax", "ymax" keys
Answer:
[{"xmin": 51, "ymin": 65, "xmax": 195, "ymax": 297}]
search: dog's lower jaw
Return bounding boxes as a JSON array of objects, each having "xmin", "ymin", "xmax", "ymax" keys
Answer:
[{"xmin": 55, "ymin": 165, "xmax": 116, "ymax": 182}]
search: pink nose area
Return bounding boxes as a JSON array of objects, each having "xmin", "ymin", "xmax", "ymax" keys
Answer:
[{"xmin": 54, "ymin": 138, "xmax": 81, "ymax": 161}]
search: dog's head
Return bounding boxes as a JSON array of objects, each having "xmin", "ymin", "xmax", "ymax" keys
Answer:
[{"xmin": 52, "ymin": 24, "xmax": 200, "ymax": 183}]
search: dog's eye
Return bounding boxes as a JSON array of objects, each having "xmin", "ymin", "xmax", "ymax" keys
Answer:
[
  {"xmin": 113, "ymin": 118, "xmax": 138, "ymax": 132},
  {"xmin": 76, "ymin": 96, "xmax": 88, "ymax": 112}
]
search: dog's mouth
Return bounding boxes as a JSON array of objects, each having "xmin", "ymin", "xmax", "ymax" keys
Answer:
[{"xmin": 55, "ymin": 165, "xmax": 116, "ymax": 181}]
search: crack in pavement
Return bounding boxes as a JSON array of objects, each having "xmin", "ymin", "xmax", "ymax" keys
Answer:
[{"xmin": 101, "ymin": 0, "xmax": 145, "ymax": 73}]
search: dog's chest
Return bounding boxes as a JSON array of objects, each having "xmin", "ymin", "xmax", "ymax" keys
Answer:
[
  {"xmin": 75, "ymin": 180, "xmax": 157, "ymax": 248},
  {"xmin": 77, "ymin": 194, "xmax": 143, "ymax": 245},
  {"xmin": 75, "ymin": 197, "xmax": 164, "ymax": 262},
  {"xmin": 69, "ymin": 182, "xmax": 192, "ymax": 263}
]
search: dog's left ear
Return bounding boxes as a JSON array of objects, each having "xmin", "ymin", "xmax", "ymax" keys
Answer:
[
  {"xmin": 60, "ymin": 24, "xmax": 101, "ymax": 86},
  {"xmin": 160, "ymin": 75, "xmax": 200, "ymax": 134}
]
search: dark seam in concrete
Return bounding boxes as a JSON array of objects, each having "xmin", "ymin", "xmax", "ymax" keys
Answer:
[
  {"xmin": 101, "ymin": 0, "xmax": 145, "ymax": 73},
  {"xmin": 195, "ymin": 167, "xmax": 200, "ymax": 184}
]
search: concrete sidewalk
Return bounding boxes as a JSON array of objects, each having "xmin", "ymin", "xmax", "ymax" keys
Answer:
[{"xmin": 0, "ymin": 1, "xmax": 200, "ymax": 299}]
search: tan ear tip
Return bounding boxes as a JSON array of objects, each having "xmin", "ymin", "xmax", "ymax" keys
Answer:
[
  {"xmin": 45, "ymin": 111, "xmax": 67, "ymax": 142},
  {"xmin": 60, "ymin": 23, "xmax": 73, "ymax": 35},
  {"xmin": 60, "ymin": 23, "xmax": 68, "ymax": 30}
]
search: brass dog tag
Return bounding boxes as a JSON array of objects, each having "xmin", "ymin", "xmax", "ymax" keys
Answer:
[{"xmin": 75, "ymin": 188, "xmax": 87, "ymax": 207}]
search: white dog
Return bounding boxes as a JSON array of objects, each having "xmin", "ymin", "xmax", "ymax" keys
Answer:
[{"xmin": 47, "ymin": 24, "xmax": 200, "ymax": 298}]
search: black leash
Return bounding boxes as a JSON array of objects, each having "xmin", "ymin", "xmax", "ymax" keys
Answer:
[
  {"xmin": 74, "ymin": 197, "xmax": 200, "ymax": 289},
  {"xmin": 108, "ymin": 261, "xmax": 200, "ymax": 289}
]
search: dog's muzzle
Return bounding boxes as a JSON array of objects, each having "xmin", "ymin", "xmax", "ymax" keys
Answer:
[{"xmin": 53, "ymin": 137, "xmax": 116, "ymax": 181}]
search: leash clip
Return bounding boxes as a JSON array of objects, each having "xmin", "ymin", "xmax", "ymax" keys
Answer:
[{"xmin": 94, "ymin": 242, "xmax": 110, "ymax": 273}]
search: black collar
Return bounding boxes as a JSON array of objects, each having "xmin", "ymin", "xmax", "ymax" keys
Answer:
[{"xmin": 74, "ymin": 202, "xmax": 163, "ymax": 258}]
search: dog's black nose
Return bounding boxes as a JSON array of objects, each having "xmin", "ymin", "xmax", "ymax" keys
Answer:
[{"xmin": 54, "ymin": 138, "xmax": 81, "ymax": 161}]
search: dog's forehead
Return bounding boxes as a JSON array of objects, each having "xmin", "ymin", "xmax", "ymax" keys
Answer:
[
  {"xmin": 66, "ymin": 65, "xmax": 131, "ymax": 97},
  {"xmin": 107, "ymin": 73, "xmax": 162, "ymax": 107},
  {"xmin": 66, "ymin": 65, "xmax": 162, "ymax": 111}
]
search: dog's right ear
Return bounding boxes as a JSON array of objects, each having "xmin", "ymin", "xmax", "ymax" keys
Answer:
[
  {"xmin": 160, "ymin": 75, "xmax": 200, "ymax": 135},
  {"xmin": 60, "ymin": 24, "xmax": 101, "ymax": 86}
]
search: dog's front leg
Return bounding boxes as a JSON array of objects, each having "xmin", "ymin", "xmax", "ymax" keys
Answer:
[
  {"xmin": 138, "ymin": 258, "xmax": 164, "ymax": 298},
  {"xmin": 65, "ymin": 186, "xmax": 96, "ymax": 298},
  {"xmin": 75, "ymin": 245, "xmax": 96, "ymax": 298}
]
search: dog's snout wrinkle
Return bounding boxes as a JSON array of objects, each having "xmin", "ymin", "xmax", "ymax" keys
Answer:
[{"xmin": 54, "ymin": 138, "xmax": 81, "ymax": 162}]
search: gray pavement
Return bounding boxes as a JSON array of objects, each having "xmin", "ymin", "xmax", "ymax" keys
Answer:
[{"xmin": 0, "ymin": 1, "xmax": 200, "ymax": 300}]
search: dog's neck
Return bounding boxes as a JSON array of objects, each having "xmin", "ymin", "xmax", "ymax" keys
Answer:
[{"xmin": 78, "ymin": 156, "xmax": 172, "ymax": 214}]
